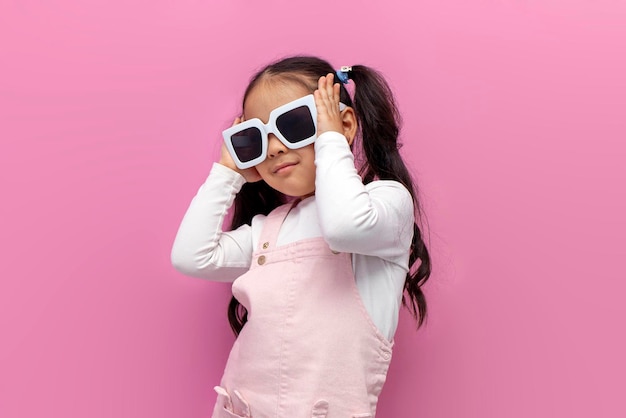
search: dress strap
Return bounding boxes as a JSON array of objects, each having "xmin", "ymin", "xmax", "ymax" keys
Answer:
[{"xmin": 255, "ymin": 199, "xmax": 300, "ymax": 252}]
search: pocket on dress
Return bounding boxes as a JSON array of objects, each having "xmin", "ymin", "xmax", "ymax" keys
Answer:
[
  {"xmin": 214, "ymin": 386, "xmax": 251, "ymax": 418},
  {"xmin": 311, "ymin": 399, "xmax": 329, "ymax": 417}
]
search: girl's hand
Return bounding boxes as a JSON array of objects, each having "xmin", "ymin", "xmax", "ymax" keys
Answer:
[
  {"xmin": 314, "ymin": 73, "xmax": 344, "ymax": 136},
  {"xmin": 219, "ymin": 117, "xmax": 263, "ymax": 183}
]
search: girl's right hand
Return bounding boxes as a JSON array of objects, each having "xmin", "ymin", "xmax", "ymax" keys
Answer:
[{"xmin": 219, "ymin": 117, "xmax": 263, "ymax": 183}]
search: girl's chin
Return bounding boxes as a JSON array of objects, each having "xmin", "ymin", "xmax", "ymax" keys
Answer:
[{"xmin": 276, "ymin": 187, "xmax": 315, "ymax": 199}]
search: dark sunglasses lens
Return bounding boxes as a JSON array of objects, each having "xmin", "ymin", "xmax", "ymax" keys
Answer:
[
  {"xmin": 231, "ymin": 127, "xmax": 263, "ymax": 162},
  {"xmin": 275, "ymin": 106, "xmax": 315, "ymax": 144}
]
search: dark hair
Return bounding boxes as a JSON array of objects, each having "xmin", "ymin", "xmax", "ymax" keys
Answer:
[{"xmin": 227, "ymin": 56, "xmax": 431, "ymax": 335}]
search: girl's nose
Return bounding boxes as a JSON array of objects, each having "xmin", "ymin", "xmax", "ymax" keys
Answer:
[{"xmin": 266, "ymin": 134, "xmax": 287, "ymax": 159}]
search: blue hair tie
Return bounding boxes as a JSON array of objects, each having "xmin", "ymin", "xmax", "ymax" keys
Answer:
[{"xmin": 335, "ymin": 66, "xmax": 352, "ymax": 84}]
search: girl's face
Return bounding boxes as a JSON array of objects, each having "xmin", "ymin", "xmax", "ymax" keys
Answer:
[{"xmin": 243, "ymin": 81, "xmax": 317, "ymax": 198}]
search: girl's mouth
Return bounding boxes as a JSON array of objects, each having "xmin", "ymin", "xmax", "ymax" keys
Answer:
[{"xmin": 273, "ymin": 162, "xmax": 297, "ymax": 174}]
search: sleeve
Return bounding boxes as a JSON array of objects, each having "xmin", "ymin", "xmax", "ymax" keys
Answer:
[
  {"xmin": 314, "ymin": 131, "xmax": 414, "ymax": 261},
  {"xmin": 170, "ymin": 163, "xmax": 253, "ymax": 282}
]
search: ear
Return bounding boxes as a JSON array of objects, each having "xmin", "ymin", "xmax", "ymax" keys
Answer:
[{"xmin": 340, "ymin": 107, "xmax": 358, "ymax": 146}]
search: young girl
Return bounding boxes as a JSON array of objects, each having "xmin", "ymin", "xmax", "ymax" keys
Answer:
[{"xmin": 171, "ymin": 56, "xmax": 431, "ymax": 418}]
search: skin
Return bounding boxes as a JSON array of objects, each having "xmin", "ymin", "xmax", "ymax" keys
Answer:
[{"xmin": 219, "ymin": 73, "xmax": 357, "ymax": 198}]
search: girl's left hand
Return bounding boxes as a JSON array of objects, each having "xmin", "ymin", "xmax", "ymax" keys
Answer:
[{"xmin": 314, "ymin": 73, "xmax": 344, "ymax": 136}]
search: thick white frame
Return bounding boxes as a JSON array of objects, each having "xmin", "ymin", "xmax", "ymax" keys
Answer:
[
  {"xmin": 222, "ymin": 94, "xmax": 347, "ymax": 169},
  {"xmin": 222, "ymin": 94, "xmax": 317, "ymax": 169}
]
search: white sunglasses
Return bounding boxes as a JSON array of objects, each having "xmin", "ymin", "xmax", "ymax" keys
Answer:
[{"xmin": 223, "ymin": 94, "xmax": 346, "ymax": 169}]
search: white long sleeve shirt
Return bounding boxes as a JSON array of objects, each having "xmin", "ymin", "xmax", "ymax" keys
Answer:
[{"xmin": 171, "ymin": 131, "xmax": 414, "ymax": 341}]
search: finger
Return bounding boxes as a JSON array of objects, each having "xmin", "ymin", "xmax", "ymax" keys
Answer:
[
  {"xmin": 325, "ymin": 74, "xmax": 341, "ymax": 111},
  {"xmin": 316, "ymin": 81, "xmax": 332, "ymax": 115},
  {"xmin": 316, "ymin": 75, "xmax": 342, "ymax": 119},
  {"xmin": 317, "ymin": 75, "xmax": 329, "ymax": 101},
  {"xmin": 319, "ymin": 74, "xmax": 330, "ymax": 102},
  {"xmin": 313, "ymin": 89, "xmax": 323, "ymax": 111},
  {"xmin": 318, "ymin": 75, "xmax": 335, "ymax": 110},
  {"xmin": 325, "ymin": 73, "xmax": 335, "ymax": 98},
  {"xmin": 333, "ymin": 82, "xmax": 341, "ymax": 103},
  {"xmin": 317, "ymin": 75, "xmax": 325, "ymax": 97}
]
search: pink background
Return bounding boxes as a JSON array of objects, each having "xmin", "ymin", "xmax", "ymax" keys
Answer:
[{"xmin": 1, "ymin": 1, "xmax": 625, "ymax": 417}]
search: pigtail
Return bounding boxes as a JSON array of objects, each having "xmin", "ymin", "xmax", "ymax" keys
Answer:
[
  {"xmin": 227, "ymin": 182, "xmax": 286, "ymax": 335},
  {"xmin": 231, "ymin": 181, "xmax": 286, "ymax": 229},
  {"xmin": 349, "ymin": 65, "xmax": 432, "ymax": 327}
]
